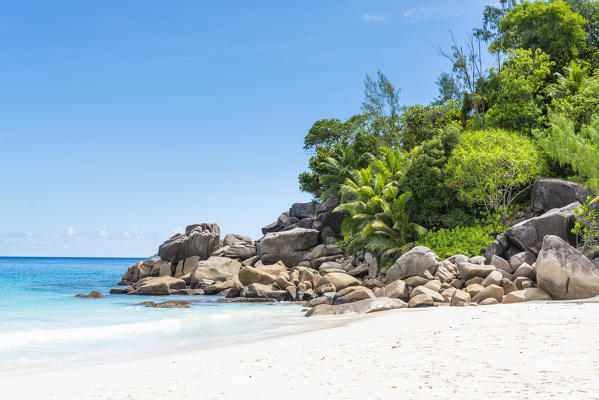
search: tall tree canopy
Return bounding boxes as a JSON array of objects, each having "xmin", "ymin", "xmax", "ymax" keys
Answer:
[{"xmin": 498, "ymin": 0, "xmax": 586, "ymax": 70}]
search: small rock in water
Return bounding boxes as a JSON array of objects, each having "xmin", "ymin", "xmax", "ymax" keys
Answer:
[
  {"xmin": 141, "ymin": 300, "xmax": 191, "ymax": 308},
  {"xmin": 74, "ymin": 291, "xmax": 104, "ymax": 298}
]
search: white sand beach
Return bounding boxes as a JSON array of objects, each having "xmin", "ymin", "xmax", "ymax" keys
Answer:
[{"xmin": 3, "ymin": 301, "xmax": 599, "ymax": 400}]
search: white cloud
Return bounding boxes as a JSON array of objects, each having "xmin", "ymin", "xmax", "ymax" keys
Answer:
[
  {"xmin": 402, "ymin": 7, "xmax": 454, "ymax": 21},
  {"xmin": 123, "ymin": 231, "xmax": 131, "ymax": 238},
  {"xmin": 363, "ymin": 14, "xmax": 385, "ymax": 23},
  {"xmin": 98, "ymin": 229, "xmax": 109, "ymax": 238},
  {"xmin": 172, "ymin": 226, "xmax": 184, "ymax": 234},
  {"xmin": 66, "ymin": 226, "xmax": 76, "ymax": 236}
]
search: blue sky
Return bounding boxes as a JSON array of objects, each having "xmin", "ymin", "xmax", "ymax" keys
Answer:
[{"xmin": 0, "ymin": 0, "xmax": 497, "ymax": 257}]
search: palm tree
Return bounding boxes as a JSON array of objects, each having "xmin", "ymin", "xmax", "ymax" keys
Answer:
[
  {"xmin": 335, "ymin": 167, "xmax": 393, "ymax": 251},
  {"xmin": 333, "ymin": 146, "xmax": 416, "ymax": 255},
  {"xmin": 319, "ymin": 145, "xmax": 373, "ymax": 201},
  {"xmin": 547, "ymin": 61, "xmax": 590, "ymax": 99},
  {"xmin": 361, "ymin": 192, "xmax": 427, "ymax": 267}
]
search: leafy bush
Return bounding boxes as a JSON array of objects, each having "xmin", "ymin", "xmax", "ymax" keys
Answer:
[
  {"xmin": 572, "ymin": 196, "xmax": 599, "ymax": 253},
  {"xmin": 403, "ymin": 125, "xmax": 471, "ymax": 229},
  {"xmin": 485, "ymin": 49, "xmax": 553, "ymax": 134},
  {"xmin": 416, "ymin": 213, "xmax": 506, "ymax": 259},
  {"xmin": 445, "ymin": 128, "xmax": 548, "ymax": 212},
  {"xmin": 399, "ymin": 102, "xmax": 461, "ymax": 150}
]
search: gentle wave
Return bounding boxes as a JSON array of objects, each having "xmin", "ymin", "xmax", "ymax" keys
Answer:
[{"xmin": 0, "ymin": 318, "xmax": 182, "ymax": 349}]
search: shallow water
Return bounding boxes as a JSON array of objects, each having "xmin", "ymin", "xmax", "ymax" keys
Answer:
[{"xmin": 0, "ymin": 257, "xmax": 315, "ymax": 375}]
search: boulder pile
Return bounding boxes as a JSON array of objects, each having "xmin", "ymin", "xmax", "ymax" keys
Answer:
[{"xmin": 112, "ymin": 179, "xmax": 599, "ymax": 316}]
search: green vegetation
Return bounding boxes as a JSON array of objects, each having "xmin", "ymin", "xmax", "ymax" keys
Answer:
[
  {"xmin": 445, "ymin": 128, "xmax": 548, "ymax": 212},
  {"xmin": 572, "ymin": 196, "xmax": 599, "ymax": 253},
  {"xmin": 539, "ymin": 113, "xmax": 599, "ymax": 189},
  {"xmin": 416, "ymin": 213, "xmax": 507, "ymax": 259},
  {"xmin": 298, "ymin": 0, "xmax": 599, "ymax": 259},
  {"xmin": 486, "ymin": 48, "xmax": 554, "ymax": 133}
]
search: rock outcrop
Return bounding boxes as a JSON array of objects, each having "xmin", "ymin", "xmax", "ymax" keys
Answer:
[
  {"xmin": 258, "ymin": 227, "xmax": 319, "ymax": 267},
  {"xmin": 536, "ymin": 235, "xmax": 599, "ymax": 299},
  {"xmin": 531, "ymin": 178, "xmax": 593, "ymax": 214},
  {"xmin": 190, "ymin": 257, "xmax": 241, "ymax": 288},
  {"xmin": 504, "ymin": 203, "xmax": 578, "ymax": 255},
  {"xmin": 305, "ymin": 297, "xmax": 407, "ymax": 316},
  {"xmin": 158, "ymin": 223, "xmax": 221, "ymax": 263},
  {"xmin": 212, "ymin": 233, "xmax": 256, "ymax": 260},
  {"xmin": 112, "ymin": 182, "xmax": 599, "ymax": 318},
  {"xmin": 385, "ymin": 246, "xmax": 439, "ymax": 283},
  {"xmin": 129, "ymin": 276, "xmax": 187, "ymax": 295}
]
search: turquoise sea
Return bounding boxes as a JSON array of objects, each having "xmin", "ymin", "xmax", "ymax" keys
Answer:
[{"xmin": 0, "ymin": 257, "xmax": 314, "ymax": 376}]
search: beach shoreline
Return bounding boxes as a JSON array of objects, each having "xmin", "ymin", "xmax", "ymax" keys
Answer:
[{"xmin": 3, "ymin": 301, "xmax": 599, "ymax": 400}]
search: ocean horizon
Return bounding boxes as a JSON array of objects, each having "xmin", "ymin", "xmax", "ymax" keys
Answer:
[{"xmin": 0, "ymin": 256, "xmax": 317, "ymax": 376}]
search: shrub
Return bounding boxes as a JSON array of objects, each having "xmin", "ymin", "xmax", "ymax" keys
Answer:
[
  {"xmin": 445, "ymin": 128, "xmax": 548, "ymax": 213},
  {"xmin": 403, "ymin": 125, "xmax": 471, "ymax": 229},
  {"xmin": 572, "ymin": 196, "xmax": 599, "ymax": 253},
  {"xmin": 416, "ymin": 213, "xmax": 506, "ymax": 259}
]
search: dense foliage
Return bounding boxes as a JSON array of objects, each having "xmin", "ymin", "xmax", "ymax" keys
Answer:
[
  {"xmin": 416, "ymin": 213, "xmax": 507, "ymax": 259},
  {"xmin": 298, "ymin": 0, "xmax": 599, "ymax": 260},
  {"xmin": 445, "ymin": 129, "xmax": 548, "ymax": 212}
]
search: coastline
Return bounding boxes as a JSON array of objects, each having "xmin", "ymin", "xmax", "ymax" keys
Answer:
[{"xmin": 3, "ymin": 301, "xmax": 599, "ymax": 400}]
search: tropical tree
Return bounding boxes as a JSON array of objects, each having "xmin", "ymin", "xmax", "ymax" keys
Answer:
[
  {"xmin": 539, "ymin": 113, "xmax": 599, "ymax": 191},
  {"xmin": 562, "ymin": 0, "xmax": 599, "ymax": 69},
  {"xmin": 486, "ymin": 48, "xmax": 554, "ymax": 134},
  {"xmin": 334, "ymin": 147, "xmax": 408, "ymax": 252},
  {"xmin": 318, "ymin": 144, "xmax": 374, "ymax": 201},
  {"xmin": 547, "ymin": 62, "xmax": 599, "ymax": 130},
  {"xmin": 362, "ymin": 71, "xmax": 402, "ymax": 146},
  {"xmin": 497, "ymin": 0, "xmax": 587, "ymax": 70},
  {"xmin": 361, "ymin": 192, "xmax": 427, "ymax": 266}
]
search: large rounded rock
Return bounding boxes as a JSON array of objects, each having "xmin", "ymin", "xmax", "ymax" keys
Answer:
[
  {"xmin": 334, "ymin": 287, "xmax": 375, "ymax": 304},
  {"xmin": 382, "ymin": 279, "xmax": 409, "ymax": 300},
  {"xmin": 532, "ymin": 178, "xmax": 594, "ymax": 214},
  {"xmin": 450, "ymin": 289, "xmax": 471, "ymax": 306},
  {"xmin": 408, "ymin": 293, "xmax": 434, "ymax": 308},
  {"xmin": 244, "ymin": 283, "xmax": 287, "ymax": 300},
  {"xmin": 302, "ymin": 244, "xmax": 343, "ymax": 263},
  {"xmin": 158, "ymin": 223, "xmax": 221, "ymax": 263},
  {"xmin": 290, "ymin": 202, "xmax": 316, "ymax": 219},
  {"xmin": 536, "ymin": 235, "xmax": 599, "ymax": 299},
  {"xmin": 315, "ymin": 272, "xmax": 361, "ymax": 292},
  {"xmin": 203, "ymin": 279, "xmax": 240, "ymax": 295},
  {"xmin": 481, "ymin": 270, "xmax": 503, "ymax": 287},
  {"xmin": 503, "ymin": 288, "xmax": 552, "ymax": 304},
  {"xmin": 190, "ymin": 256, "xmax": 241, "ymax": 287},
  {"xmin": 410, "ymin": 286, "xmax": 444, "ymax": 303},
  {"xmin": 175, "ymin": 256, "xmax": 199, "ymax": 278},
  {"xmin": 150, "ymin": 260, "xmax": 173, "ymax": 277},
  {"xmin": 258, "ymin": 227, "xmax": 319, "ymax": 267},
  {"xmin": 238, "ymin": 266, "xmax": 276, "ymax": 286},
  {"xmin": 122, "ymin": 259, "xmax": 155, "ymax": 282},
  {"xmin": 261, "ymin": 213, "xmax": 298, "ymax": 235},
  {"xmin": 472, "ymin": 284, "xmax": 504, "ymax": 303},
  {"xmin": 255, "ymin": 260, "xmax": 288, "ymax": 276},
  {"xmin": 385, "ymin": 246, "xmax": 439, "ymax": 283},
  {"xmin": 129, "ymin": 276, "xmax": 186, "ymax": 295},
  {"xmin": 212, "ymin": 233, "xmax": 256, "ymax": 260},
  {"xmin": 504, "ymin": 203, "xmax": 578, "ymax": 255},
  {"xmin": 457, "ymin": 263, "xmax": 496, "ymax": 281},
  {"xmin": 305, "ymin": 297, "xmax": 407, "ymax": 316}
]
